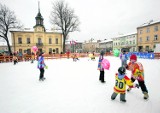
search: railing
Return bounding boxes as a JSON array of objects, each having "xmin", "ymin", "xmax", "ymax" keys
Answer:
[
  {"xmin": 0, "ymin": 52, "xmax": 160, "ymax": 63},
  {"xmin": 36, "ymin": 43, "xmax": 43, "ymax": 46}
]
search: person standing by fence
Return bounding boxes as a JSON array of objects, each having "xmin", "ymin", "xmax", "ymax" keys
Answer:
[{"xmin": 120, "ymin": 50, "xmax": 128, "ymax": 67}]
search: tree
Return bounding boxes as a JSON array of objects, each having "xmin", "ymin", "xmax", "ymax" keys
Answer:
[
  {"xmin": 50, "ymin": 0, "xmax": 80, "ymax": 53},
  {"xmin": 0, "ymin": 3, "xmax": 22, "ymax": 55}
]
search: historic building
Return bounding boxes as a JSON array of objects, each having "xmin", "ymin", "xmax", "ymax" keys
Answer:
[
  {"xmin": 137, "ymin": 20, "xmax": 160, "ymax": 52},
  {"xmin": 10, "ymin": 5, "xmax": 63, "ymax": 54}
]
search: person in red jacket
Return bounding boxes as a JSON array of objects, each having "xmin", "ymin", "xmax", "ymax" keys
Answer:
[
  {"xmin": 126, "ymin": 54, "xmax": 149, "ymax": 99},
  {"xmin": 66, "ymin": 50, "xmax": 70, "ymax": 59}
]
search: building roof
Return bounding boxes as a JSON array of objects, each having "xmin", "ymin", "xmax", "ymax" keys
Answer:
[
  {"xmin": 111, "ymin": 32, "xmax": 137, "ymax": 40},
  {"xmin": 10, "ymin": 28, "xmax": 62, "ymax": 34},
  {"xmin": 99, "ymin": 39, "xmax": 113, "ymax": 43},
  {"xmin": 137, "ymin": 19, "xmax": 160, "ymax": 28}
]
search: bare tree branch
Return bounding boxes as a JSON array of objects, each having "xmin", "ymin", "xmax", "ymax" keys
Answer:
[
  {"xmin": 0, "ymin": 3, "xmax": 23, "ymax": 55},
  {"xmin": 50, "ymin": 0, "xmax": 80, "ymax": 53}
]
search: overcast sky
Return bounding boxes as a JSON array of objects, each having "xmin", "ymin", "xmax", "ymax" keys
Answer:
[{"xmin": 1, "ymin": 0, "xmax": 160, "ymax": 42}]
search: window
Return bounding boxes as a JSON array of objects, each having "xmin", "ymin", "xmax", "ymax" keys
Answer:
[
  {"xmin": 18, "ymin": 37, "xmax": 22, "ymax": 44},
  {"xmin": 121, "ymin": 42, "xmax": 124, "ymax": 45},
  {"xmin": 146, "ymin": 28, "xmax": 150, "ymax": 33},
  {"xmin": 145, "ymin": 46, "xmax": 149, "ymax": 51},
  {"xmin": 27, "ymin": 38, "xmax": 30, "ymax": 44},
  {"xmin": 130, "ymin": 41, "xmax": 132, "ymax": 44},
  {"xmin": 154, "ymin": 26, "xmax": 158, "ymax": 32},
  {"xmin": 133, "ymin": 47, "xmax": 135, "ymax": 52},
  {"xmin": 139, "ymin": 37, "xmax": 142, "ymax": 42},
  {"xmin": 19, "ymin": 49, "xmax": 22, "ymax": 53},
  {"xmin": 154, "ymin": 35, "xmax": 158, "ymax": 41},
  {"xmin": 56, "ymin": 38, "xmax": 58, "ymax": 44},
  {"xmin": 146, "ymin": 36, "xmax": 150, "ymax": 41},
  {"xmin": 133, "ymin": 40, "xmax": 135, "ymax": 44},
  {"xmin": 38, "ymin": 38, "xmax": 42, "ymax": 43},
  {"xmin": 49, "ymin": 38, "xmax": 52, "ymax": 44},
  {"xmin": 49, "ymin": 48, "xmax": 52, "ymax": 52},
  {"xmin": 139, "ymin": 30, "xmax": 143, "ymax": 34},
  {"xmin": 56, "ymin": 48, "xmax": 59, "ymax": 53}
]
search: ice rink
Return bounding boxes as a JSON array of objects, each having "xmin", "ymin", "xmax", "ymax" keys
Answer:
[{"xmin": 0, "ymin": 56, "xmax": 159, "ymax": 113}]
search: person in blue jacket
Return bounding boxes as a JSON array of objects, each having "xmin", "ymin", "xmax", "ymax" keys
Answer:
[
  {"xmin": 37, "ymin": 52, "xmax": 46, "ymax": 81},
  {"xmin": 120, "ymin": 50, "xmax": 128, "ymax": 67},
  {"xmin": 98, "ymin": 50, "xmax": 105, "ymax": 83}
]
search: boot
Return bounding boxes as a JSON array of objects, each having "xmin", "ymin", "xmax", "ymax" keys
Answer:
[
  {"xmin": 120, "ymin": 99, "xmax": 126, "ymax": 102},
  {"xmin": 143, "ymin": 92, "xmax": 149, "ymax": 99},
  {"xmin": 120, "ymin": 93, "xmax": 126, "ymax": 102}
]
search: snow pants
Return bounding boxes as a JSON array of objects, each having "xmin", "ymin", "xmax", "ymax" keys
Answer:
[
  {"xmin": 131, "ymin": 77, "xmax": 148, "ymax": 93},
  {"xmin": 39, "ymin": 68, "xmax": 45, "ymax": 80},
  {"xmin": 111, "ymin": 92, "xmax": 126, "ymax": 101},
  {"xmin": 99, "ymin": 71, "xmax": 105, "ymax": 82}
]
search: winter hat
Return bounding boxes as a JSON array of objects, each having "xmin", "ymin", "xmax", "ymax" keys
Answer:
[
  {"xmin": 100, "ymin": 50, "xmax": 105, "ymax": 56},
  {"xmin": 39, "ymin": 52, "xmax": 44, "ymax": 56},
  {"xmin": 130, "ymin": 54, "xmax": 137, "ymax": 61}
]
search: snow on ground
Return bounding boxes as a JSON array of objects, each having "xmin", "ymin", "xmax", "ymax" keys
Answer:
[{"xmin": 0, "ymin": 56, "xmax": 160, "ymax": 113}]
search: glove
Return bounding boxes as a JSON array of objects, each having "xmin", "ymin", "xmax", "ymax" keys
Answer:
[
  {"xmin": 133, "ymin": 69, "xmax": 142, "ymax": 76},
  {"xmin": 45, "ymin": 66, "xmax": 48, "ymax": 69},
  {"xmin": 135, "ymin": 84, "xmax": 139, "ymax": 88},
  {"xmin": 125, "ymin": 64, "xmax": 128, "ymax": 69}
]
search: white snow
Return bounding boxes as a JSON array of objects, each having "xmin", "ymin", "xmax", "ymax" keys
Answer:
[{"xmin": 0, "ymin": 56, "xmax": 160, "ymax": 113}]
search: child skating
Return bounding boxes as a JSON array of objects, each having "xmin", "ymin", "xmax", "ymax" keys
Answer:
[
  {"xmin": 13, "ymin": 53, "xmax": 18, "ymax": 65},
  {"xmin": 111, "ymin": 67, "xmax": 139, "ymax": 102},
  {"xmin": 126, "ymin": 54, "xmax": 149, "ymax": 100},
  {"xmin": 98, "ymin": 50, "xmax": 105, "ymax": 83},
  {"xmin": 37, "ymin": 52, "xmax": 47, "ymax": 81},
  {"xmin": 120, "ymin": 50, "xmax": 128, "ymax": 67}
]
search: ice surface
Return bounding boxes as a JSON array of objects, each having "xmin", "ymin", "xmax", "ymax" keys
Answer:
[{"xmin": 0, "ymin": 56, "xmax": 159, "ymax": 113}]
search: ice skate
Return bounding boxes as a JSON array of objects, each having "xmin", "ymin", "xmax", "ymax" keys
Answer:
[
  {"xmin": 120, "ymin": 99, "xmax": 127, "ymax": 102},
  {"xmin": 143, "ymin": 92, "xmax": 149, "ymax": 100},
  {"xmin": 42, "ymin": 77, "xmax": 46, "ymax": 81}
]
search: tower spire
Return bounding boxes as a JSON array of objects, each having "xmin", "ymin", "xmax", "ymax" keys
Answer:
[
  {"xmin": 38, "ymin": 1, "xmax": 40, "ymax": 13},
  {"xmin": 34, "ymin": 1, "xmax": 45, "ymax": 31}
]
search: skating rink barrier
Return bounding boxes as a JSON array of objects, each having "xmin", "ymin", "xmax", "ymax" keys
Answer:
[{"xmin": 0, "ymin": 52, "xmax": 160, "ymax": 63}]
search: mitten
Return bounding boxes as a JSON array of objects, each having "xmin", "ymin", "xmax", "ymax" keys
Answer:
[{"xmin": 135, "ymin": 84, "xmax": 139, "ymax": 88}]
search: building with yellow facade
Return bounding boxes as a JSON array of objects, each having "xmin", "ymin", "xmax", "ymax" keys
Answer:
[
  {"xmin": 10, "ymin": 6, "xmax": 63, "ymax": 54},
  {"xmin": 137, "ymin": 20, "xmax": 160, "ymax": 52}
]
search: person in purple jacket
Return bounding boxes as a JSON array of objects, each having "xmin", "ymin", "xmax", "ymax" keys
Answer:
[
  {"xmin": 98, "ymin": 50, "xmax": 105, "ymax": 83},
  {"xmin": 37, "ymin": 52, "xmax": 46, "ymax": 81}
]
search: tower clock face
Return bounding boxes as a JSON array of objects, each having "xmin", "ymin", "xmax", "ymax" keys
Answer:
[{"xmin": 37, "ymin": 27, "xmax": 42, "ymax": 31}]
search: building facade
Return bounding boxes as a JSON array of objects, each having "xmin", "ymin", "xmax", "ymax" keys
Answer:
[
  {"xmin": 112, "ymin": 33, "xmax": 137, "ymax": 52},
  {"xmin": 10, "ymin": 6, "xmax": 63, "ymax": 54},
  {"xmin": 99, "ymin": 39, "xmax": 113, "ymax": 52},
  {"xmin": 65, "ymin": 40, "xmax": 83, "ymax": 53},
  {"xmin": 137, "ymin": 20, "xmax": 160, "ymax": 52}
]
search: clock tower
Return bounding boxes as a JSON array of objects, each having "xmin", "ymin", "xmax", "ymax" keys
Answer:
[{"xmin": 33, "ymin": 1, "xmax": 45, "ymax": 32}]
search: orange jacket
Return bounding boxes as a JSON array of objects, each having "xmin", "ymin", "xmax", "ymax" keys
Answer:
[{"xmin": 126, "ymin": 62, "xmax": 144, "ymax": 81}]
